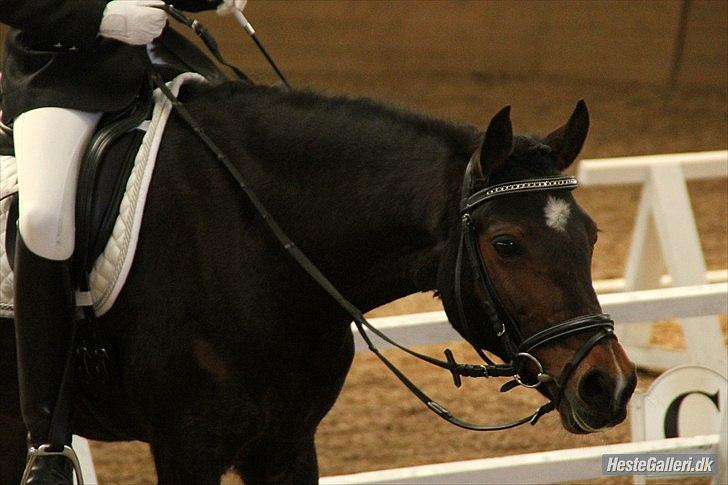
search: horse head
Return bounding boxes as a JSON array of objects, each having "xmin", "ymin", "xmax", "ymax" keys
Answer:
[{"xmin": 438, "ymin": 101, "xmax": 636, "ymax": 434}]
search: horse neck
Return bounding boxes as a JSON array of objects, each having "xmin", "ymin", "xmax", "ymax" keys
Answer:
[{"xmin": 233, "ymin": 89, "xmax": 477, "ymax": 313}]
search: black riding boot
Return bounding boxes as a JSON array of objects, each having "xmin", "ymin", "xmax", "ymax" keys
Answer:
[{"xmin": 14, "ymin": 235, "xmax": 76, "ymax": 485}]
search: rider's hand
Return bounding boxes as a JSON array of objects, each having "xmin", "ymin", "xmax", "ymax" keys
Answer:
[
  {"xmin": 217, "ymin": 0, "xmax": 248, "ymax": 16},
  {"xmin": 99, "ymin": 0, "xmax": 168, "ymax": 46}
]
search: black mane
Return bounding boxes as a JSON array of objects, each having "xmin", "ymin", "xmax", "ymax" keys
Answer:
[
  {"xmin": 186, "ymin": 81, "xmax": 478, "ymax": 172},
  {"xmin": 184, "ymin": 82, "xmax": 562, "ymax": 193}
]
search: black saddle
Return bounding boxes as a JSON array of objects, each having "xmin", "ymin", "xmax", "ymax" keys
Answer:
[{"xmin": 2, "ymin": 27, "xmax": 233, "ymax": 286}]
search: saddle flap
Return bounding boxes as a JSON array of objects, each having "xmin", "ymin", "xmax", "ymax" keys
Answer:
[{"xmin": 75, "ymin": 115, "xmax": 150, "ymax": 278}]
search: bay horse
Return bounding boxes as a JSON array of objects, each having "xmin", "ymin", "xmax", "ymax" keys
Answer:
[{"xmin": 0, "ymin": 81, "xmax": 636, "ymax": 484}]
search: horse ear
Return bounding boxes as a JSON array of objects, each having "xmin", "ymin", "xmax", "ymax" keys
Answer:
[
  {"xmin": 543, "ymin": 99, "xmax": 589, "ymax": 171},
  {"xmin": 474, "ymin": 105, "xmax": 514, "ymax": 180}
]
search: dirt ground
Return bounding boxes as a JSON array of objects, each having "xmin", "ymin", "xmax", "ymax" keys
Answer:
[{"xmin": 85, "ymin": 69, "xmax": 727, "ymax": 484}]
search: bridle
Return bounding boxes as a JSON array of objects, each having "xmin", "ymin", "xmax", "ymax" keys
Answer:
[
  {"xmin": 452, "ymin": 153, "xmax": 616, "ymax": 427},
  {"xmin": 151, "ymin": 70, "xmax": 616, "ymax": 431}
]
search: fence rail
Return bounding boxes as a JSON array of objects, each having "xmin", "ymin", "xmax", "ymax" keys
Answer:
[
  {"xmin": 577, "ymin": 150, "xmax": 728, "ymax": 185},
  {"xmin": 353, "ymin": 282, "xmax": 728, "ymax": 352},
  {"xmin": 321, "ymin": 434, "xmax": 720, "ymax": 484}
]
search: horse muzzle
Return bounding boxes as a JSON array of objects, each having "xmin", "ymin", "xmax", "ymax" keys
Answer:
[{"xmin": 558, "ymin": 343, "xmax": 637, "ymax": 434}]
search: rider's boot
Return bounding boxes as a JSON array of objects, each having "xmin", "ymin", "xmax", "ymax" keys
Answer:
[{"xmin": 14, "ymin": 234, "xmax": 76, "ymax": 485}]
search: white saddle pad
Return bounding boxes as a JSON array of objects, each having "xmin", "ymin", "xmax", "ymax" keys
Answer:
[{"xmin": 0, "ymin": 72, "xmax": 206, "ymax": 318}]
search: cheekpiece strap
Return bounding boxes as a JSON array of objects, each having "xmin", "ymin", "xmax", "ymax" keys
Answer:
[{"xmin": 462, "ymin": 175, "xmax": 578, "ymax": 215}]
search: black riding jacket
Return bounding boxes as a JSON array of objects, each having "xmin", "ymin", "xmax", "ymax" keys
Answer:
[{"xmin": 0, "ymin": 0, "xmax": 220, "ymax": 122}]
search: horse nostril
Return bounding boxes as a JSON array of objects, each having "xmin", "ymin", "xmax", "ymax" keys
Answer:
[{"xmin": 578, "ymin": 368, "xmax": 613, "ymax": 412}]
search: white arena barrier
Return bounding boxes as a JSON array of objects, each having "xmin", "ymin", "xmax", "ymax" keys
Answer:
[{"xmin": 320, "ymin": 435, "xmax": 720, "ymax": 484}]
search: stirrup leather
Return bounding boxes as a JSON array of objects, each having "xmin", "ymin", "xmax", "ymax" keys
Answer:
[{"xmin": 21, "ymin": 444, "xmax": 84, "ymax": 485}]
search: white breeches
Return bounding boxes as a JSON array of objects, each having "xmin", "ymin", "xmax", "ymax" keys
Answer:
[{"xmin": 14, "ymin": 108, "xmax": 102, "ymax": 261}]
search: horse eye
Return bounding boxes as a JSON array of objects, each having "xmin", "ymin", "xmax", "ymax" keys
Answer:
[{"xmin": 491, "ymin": 236, "xmax": 522, "ymax": 257}]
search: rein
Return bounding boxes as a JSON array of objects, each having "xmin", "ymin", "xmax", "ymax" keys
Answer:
[{"xmin": 153, "ymin": 13, "xmax": 615, "ymax": 432}]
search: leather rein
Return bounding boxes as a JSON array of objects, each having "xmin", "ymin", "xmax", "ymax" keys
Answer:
[{"xmin": 150, "ymin": 11, "xmax": 615, "ymax": 431}]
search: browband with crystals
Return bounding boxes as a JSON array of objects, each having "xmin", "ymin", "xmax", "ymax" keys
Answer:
[{"xmin": 462, "ymin": 175, "xmax": 578, "ymax": 214}]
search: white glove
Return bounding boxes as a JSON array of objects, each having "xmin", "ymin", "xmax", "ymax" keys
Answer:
[
  {"xmin": 99, "ymin": 0, "xmax": 168, "ymax": 46},
  {"xmin": 217, "ymin": 0, "xmax": 248, "ymax": 16}
]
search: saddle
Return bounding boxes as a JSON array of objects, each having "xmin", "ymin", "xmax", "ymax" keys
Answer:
[{"xmin": 1, "ymin": 28, "xmax": 230, "ymax": 312}]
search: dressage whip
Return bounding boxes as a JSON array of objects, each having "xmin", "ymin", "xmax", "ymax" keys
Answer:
[
  {"xmin": 229, "ymin": 5, "xmax": 291, "ymax": 89},
  {"xmin": 160, "ymin": 4, "xmax": 290, "ymax": 88}
]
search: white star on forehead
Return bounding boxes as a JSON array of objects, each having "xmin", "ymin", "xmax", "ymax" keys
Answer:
[{"xmin": 544, "ymin": 196, "xmax": 571, "ymax": 232}]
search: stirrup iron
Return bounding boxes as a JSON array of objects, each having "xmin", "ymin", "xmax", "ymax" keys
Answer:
[{"xmin": 21, "ymin": 444, "xmax": 84, "ymax": 485}]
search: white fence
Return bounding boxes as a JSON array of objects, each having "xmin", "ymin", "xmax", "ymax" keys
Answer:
[{"xmin": 321, "ymin": 435, "xmax": 720, "ymax": 484}]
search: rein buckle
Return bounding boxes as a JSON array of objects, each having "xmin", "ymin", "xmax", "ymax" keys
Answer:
[{"xmin": 444, "ymin": 349, "xmax": 462, "ymax": 388}]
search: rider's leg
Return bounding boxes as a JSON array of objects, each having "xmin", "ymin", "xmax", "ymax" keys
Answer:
[
  {"xmin": 16, "ymin": 108, "xmax": 102, "ymax": 260},
  {"xmin": 13, "ymin": 107, "xmax": 101, "ymax": 484}
]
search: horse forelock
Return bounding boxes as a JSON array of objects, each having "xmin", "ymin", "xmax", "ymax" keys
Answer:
[{"xmin": 486, "ymin": 135, "xmax": 561, "ymax": 186}]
